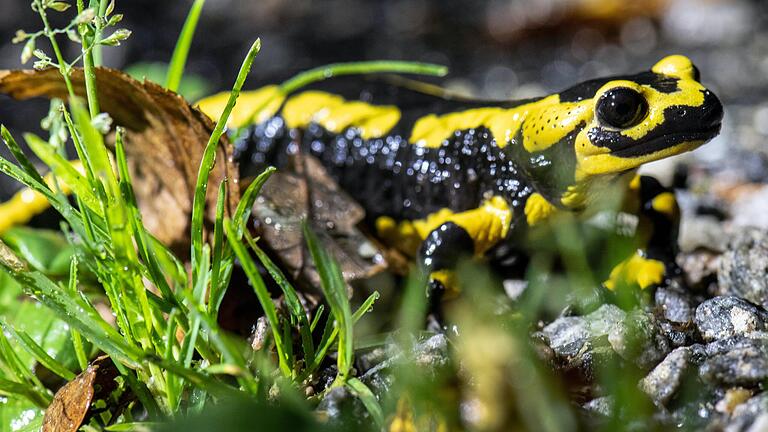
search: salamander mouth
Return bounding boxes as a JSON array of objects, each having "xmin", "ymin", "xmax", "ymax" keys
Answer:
[{"xmin": 610, "ymin": 124, "xmax": 721, "ymax": 158}]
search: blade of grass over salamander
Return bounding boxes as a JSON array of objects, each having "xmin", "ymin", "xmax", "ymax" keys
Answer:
[
  {"xmin": 224, "ymin": 218, "xmax": 292, "ymax": 378},
  {"xmin": 302, "ymin": 222, "xmax": 353, "ymax": 383},
  {"xmin": 304, "ymin": 291, "xmax": 378, "ymax": 381},
  {"xmin": 166, "ymin": 0, "xmax": 205, "ymax": 92},
  {"xmin": 191, "ymin": 39, "xmax": 260, "ymax": 284},
  {"xmin": 209, "ymin": 167, "xmax": 275, "ymax": 316},
  {"xmin": 181, "ymin": 291, "xmax": 259, "ymax": 395},
  {"xmin": 0, "ymin": 125, "xmax": 45, "ymax": 185},
  {"xmin": 232, "ymin": 167, "xmax": 275, "ymax": 239},
  {"xmin": 244, "ymin": 232, "xmax": 315, "ymax": 362},
  {"xmin": 279, "ymin": 61, "xmax": 448, "ymax": 94}
]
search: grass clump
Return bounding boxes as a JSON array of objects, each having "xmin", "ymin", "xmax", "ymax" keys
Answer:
[{"xmin": 0, "ymin": 0, "xmax": 447, "ymax": 429}]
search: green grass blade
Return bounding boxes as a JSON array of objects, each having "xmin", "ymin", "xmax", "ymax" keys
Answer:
[
  {"xmin": 0, "ymin": 125, "xmax": 45, "ymax": 185},
  {"xmin": 165, "ymin": 0, "xmax": 205, "ymax": 92},
  {"xmin": 209, "ymin": 181, "xmax": 227, "ymax": 315},
  {"xmin": 246, "ymin": 233, "xmax": 314, "ymax": 362},
  {"xmin": 0, "ymin": 241, "xmax": 143, "ymax": 367},
  {"xmin": 346, "ymin": 377, "xmax": 384, "ymax": 428},
  {"xmin": 114, "ymin": 129, "xmax": 180, "ymax": 308},
  {"xmin": 303, "ymin": 223, "xmax": 353, "ymax": 381},
  {"xmin": 232, "ymin": 167, "xmax": 275, "ymax": 239},
  {"xmin": 0, "ymin": 321, "xmax": 76, "ymax": 381},
  {"xmin": 69, "ymin": 98, "xmax": 118, "ymax": 196},
  {"xmin": 24, "ymin": 133, "xmax": 101, "ymax": 214},
  {"xmin": 66, "ymin": 257, "xmax": 89, "ymax": 372},
  {"xmin": 280, "ymin": 61, "xmax": 448, "ymax": 95},
  {"xmin": 191, "ymin": 39, "xmax": 260, "ymax": 276},
  {"xmin": 224, "ymin": 219, "xmax": 291, "ymax": 377}
]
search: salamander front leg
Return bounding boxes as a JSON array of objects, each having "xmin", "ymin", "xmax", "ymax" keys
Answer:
[
  {"xmin": 605, "ymin": 175, "xmax": 680, "ymax": 290},
  {"xmin": 418, "ymin": 222, "xmax": 475, "ymax": 303}
]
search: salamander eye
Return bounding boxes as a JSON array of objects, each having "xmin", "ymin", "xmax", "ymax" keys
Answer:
[{"xmin": 596, "ymin": 88, "xmax": 648, "ymax": 129}]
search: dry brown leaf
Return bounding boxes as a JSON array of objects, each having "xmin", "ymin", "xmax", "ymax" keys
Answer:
[
  {"xmin": 42, "ymin": 356, "xmax": 119, "ymax": 432},
  {"xmin": 0, "ymin": 67, "xmax": 239, "ymax": 252},
  {"xmin": 253, "ymin": 154, "xmax": 386, "ymax": 293}
]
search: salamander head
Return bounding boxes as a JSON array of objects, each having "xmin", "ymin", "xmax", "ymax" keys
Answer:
[
  {"xmin": 510, "ymin": 55, "xmax": 723, "ymax": 207},
  {"xmin": 571, "ymin": 54, "xmax": 723, "ymax": 179}
]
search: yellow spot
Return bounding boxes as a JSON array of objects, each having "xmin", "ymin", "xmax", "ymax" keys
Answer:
[
  {"xmin": 629, "ymin": 174, "xmax": 641, "ymax": 191},
  {"xmin": 524, "ymin": 193, "xmax": 557, "ymax": 226},
  {"xmin": 651, "ymin": 192, "xmax": 678, "ymax": 219},
  {"xmin": 652, "ymin": 55, "xmax": 697, "ymax": 80},
  {"xmin": 604, "ymin": 252, "xmax": 666, "ymax": 290},
  {"xmin": 430, "ymin": 269, "xmax": 461, "ymax": 299},
  {"xmin": 0, "ymin": 161, "xmax": 84, "ymax": 235},
  {"xmin": 282, "ymin": 91, "xmax": 400, "ymax": 139},
  {"xmin": 376, "ymin": 197, "xmax": 512, "ymax": 257},
  {"xmin": 196, "ymin": 85, "xmax": 286, "ymax": 128}
]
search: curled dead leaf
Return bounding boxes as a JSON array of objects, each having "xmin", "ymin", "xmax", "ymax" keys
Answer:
[
  {"xmin": 0, "ymin": 67, "xmax": 239, "ymax": 252},
  {"xmin": 252, "ymin": 153, "xmax": 386, "ymax": 293},
  {"xmin": 42, "ymin": 355, "xmax": 119, "ymax": 432}
]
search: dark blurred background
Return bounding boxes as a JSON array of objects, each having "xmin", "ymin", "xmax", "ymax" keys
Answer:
[{"xmin": 1, "ymin": 0, "xmax": 767, "ymax": 196}]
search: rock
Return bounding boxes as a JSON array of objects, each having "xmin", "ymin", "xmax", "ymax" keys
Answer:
[
  {"xmin": 718, "ymin": 228, "xmax": 768, "ymax": 309},
  {"xmin": 655, "ymin": 285, "xmax": 695, "ymax": 324},
  {"xmin": 359, "ymin": 334, "xmax": 450, "ymax": 395},
  {"xmin": 700, "ymin": 339, "xmax": 768, "ymax": 387},
  {"xmin": 586, "ymin": 304, "xmax": 626, "ymax": 335},
  {"xmin": 542, "ymin": 316, "xmax": 590, "ymax": 358},
  {"xmin": 582, "ymin": 396, "xmax": 614, "ymax": 417},
  {"xmin": 316, "ymin": 386, "xmax": 369, "ymax": 427},
  {"xmin": 677, "ymin": 251, "xmax": 720, "ymax": 289},
  {"xmin": 638, "ymin": 347, "xmax": 691, "ymax": 405},
  {"xmin": 723, "ymin": 393, "xmax": 768, "ymax": 432},
  {"xmin": 678, "ymin": 215, "xmax": 728, "ymax": 252},
  {"xmin": 541, "ymin": 304, "xmax": 625, "ymax": 359},
  {"xmin": 608, "ymin": 310, "xmax": 671, "ymax": 369},
  {"xmin": 694, "ymin": 296, "xmax": 768, "ymax": 341},
  {"xmin": 732, "ymin": 186, "xmax": 768, "ymax": 230}
]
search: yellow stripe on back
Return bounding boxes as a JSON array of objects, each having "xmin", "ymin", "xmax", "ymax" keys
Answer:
[
  {"xmin": 282, "ymin": 91, "xmax": 400, "ymax": 139},
  {"xmin": 196, "ymin": 85, "xmax": 286, "ymax": 128}
]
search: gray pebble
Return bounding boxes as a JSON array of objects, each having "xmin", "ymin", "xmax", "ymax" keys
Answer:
[
  {"xmin": 638, "ymin": 347, "xmax": 691, "ymax": 405},
  {"xmin": 700, "ymin": 340, "xmax": 768, "ymax": 387},
  {"xmin": 609, "ymin": 310, "xmax": 671, "ymax": 370},
  {"xmin": 655, "ymin": 285, "xmax": 695, "ymax": 324},
  {"xmin": 695, "ymin": 296, "xmax": 768, "ymax": 341},
  {"xmin": 542, "ymin": 316, "xmax": 591, "ymax": 358},
  {"xmin": 718, "ymin": 228, "xmax": 768, "ymax": 309}
]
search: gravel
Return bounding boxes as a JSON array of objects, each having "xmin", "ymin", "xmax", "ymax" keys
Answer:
[
  {"xmin": 638, "ymin": 346, "xmax": 691, "ymax": 405},
  {"xmin": 694, "ymin": 296, "xmax": 768, "ymax": 341},
  {"xmin": 699, "ymin": 339, "xmax": 768, "ymax": 387},
  {"xmin": 718, "ymin": 228, "xmax": 768, "ymax": 309}
]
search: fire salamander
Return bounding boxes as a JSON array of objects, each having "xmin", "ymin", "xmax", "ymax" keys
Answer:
[
  {"xmin": 0, "ymin": 55, "xmax": 723, "ymax": 296},
  {"xmin": 195, "ymin": 54, "xmax": 723, "ymax": 295}
]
